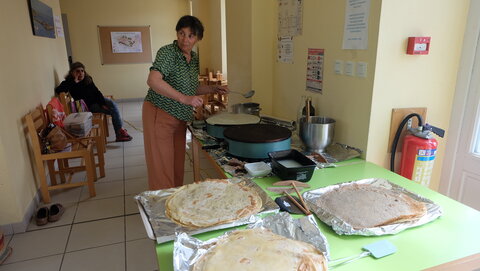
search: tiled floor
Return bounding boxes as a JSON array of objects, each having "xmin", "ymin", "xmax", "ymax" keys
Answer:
[{"xmin": 1, "ymin": 100, "xmax": 223, "ymax": 271}]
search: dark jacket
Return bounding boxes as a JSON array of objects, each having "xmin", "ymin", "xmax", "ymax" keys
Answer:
[{"xmin": 55, "ymin": 78, "xmax": 106, "ymax": 107}]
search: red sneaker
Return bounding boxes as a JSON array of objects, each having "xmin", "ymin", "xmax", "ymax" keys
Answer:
[{"xmin": 116, "ymin": 128, "xmax": 133, "ymax": 142}]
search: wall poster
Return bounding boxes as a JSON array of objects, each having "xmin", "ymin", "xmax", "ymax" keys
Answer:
[
  {"xmin": 98, "ymin": 26, "xmax": 152, "ymax": 64},
  {"xmin": 306, "ymin": 48, "xmax": 324, "ymax": 93},
  {"xmin": 278, "ymin": 0, "xmax": 303, "ymax": 37},
  {"xmin": 28, "ymin": 0, "xmax": 55, "ymax": 38}
]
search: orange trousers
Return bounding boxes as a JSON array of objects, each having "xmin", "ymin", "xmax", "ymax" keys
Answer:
[{"xmin": 142, "ymin": 101, "xmax": 186, "ymax": 190}]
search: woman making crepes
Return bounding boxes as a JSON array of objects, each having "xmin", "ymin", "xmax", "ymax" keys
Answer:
[{"xmin": 143, "ymin": 15, "xmax": 227, "ymax": 190}]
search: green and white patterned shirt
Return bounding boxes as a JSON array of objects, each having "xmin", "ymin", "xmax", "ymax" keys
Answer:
[{"xmin": 145, "ymin": 40, "xmax": 199, "ymax": 121}]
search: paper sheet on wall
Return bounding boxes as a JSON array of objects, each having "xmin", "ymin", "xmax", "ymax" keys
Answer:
[
  {"xmin": 278, "ymin": 0, "xmax": 303, "ymax": 37},
  {"xmin": 110, "ymin": 32, "xmax": 143, "ymax": 53},
  {"xmin": 306, "ymin": 48, "xmax": 324, "ymax": 93},
  {"xmin": 54, "ymin": 15, "xmax": 64, "ymax": 38},
  {"xmin": 342, "ymin": 0, "xmax": 370, "ymax": 50},
  {"xmin": 278, "ymin": 37, "xmax": 294, "ymax": 63}
]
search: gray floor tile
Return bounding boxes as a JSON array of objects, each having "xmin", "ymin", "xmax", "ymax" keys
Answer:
[
  {"xmin": 125, "ymin": 177, "xmax": 148, "ymax": 195},
  {"xmin": 67, "ymin": 217, "xmax": 124, "ymax": 252},
  {"xmin": 79, "ymin": 180, "xmax": 124, "ymax": 201},
  {"xmin": 126, "ymin": 214, "xmax": 148, "ymax": 241},
  {"xmin": 125, "ymin": 196, "xmax": 139, "ymax": 215},
  {"xmin": 0, "ymin": 254, "xmax": 62, "ymax": 271},
  {"xmin": 75, "ymin": 196, "xmax": 124, "ymax": 223},
  {"xmin": 4, "ymin": 226, "xmax": 70, "ymax": 264},
  {"xmin": 61, "ymin": 243, "xmax": 125, "ymax": 271},
  {"xmin": 126, "ymin": 238, "xmax": 158, "ymax": 271}
]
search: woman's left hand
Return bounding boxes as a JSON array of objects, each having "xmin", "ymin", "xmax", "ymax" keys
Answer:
[{"xmin": 211, "ymin": 85, "xmax": 228, "ymax": 95}]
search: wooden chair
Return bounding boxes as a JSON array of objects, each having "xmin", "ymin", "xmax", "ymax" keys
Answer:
[
  {"xmin": 45, "ymin": 102, "xmax": 106, "ymax": 178},
  {"xmin": 25, "ymin": 105, "xmax": 97, "ymax": 203},
  {"xmin": 57, "ymin": 92, "xmax": 109, "ymax": 144}
]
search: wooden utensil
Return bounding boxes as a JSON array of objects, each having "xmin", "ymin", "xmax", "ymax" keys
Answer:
[
  {"xmin": 272, "ymin": 180, "xmax": 310, "ymax": 188},
  {"xmin": 283, "ymin": 192, "xmax": 310, "ymax": 215},
  {"xmin": 291, "ymin": 182, "xmax": 311, "ymax": 215}
]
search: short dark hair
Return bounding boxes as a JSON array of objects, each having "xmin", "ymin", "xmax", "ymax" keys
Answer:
[{"xmin": 176, "ymin": 15, "xmax": 204, "ymax": 40}]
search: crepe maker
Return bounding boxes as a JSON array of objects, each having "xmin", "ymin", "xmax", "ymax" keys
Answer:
[{"xmin": 223, "ymin": 124, "xmax": 291, "ymax": 159}]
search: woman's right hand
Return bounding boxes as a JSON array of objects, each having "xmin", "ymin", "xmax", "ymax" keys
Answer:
[{"xmin": 181, "ymin": 95, "xmax": 204, "ymax": 107}]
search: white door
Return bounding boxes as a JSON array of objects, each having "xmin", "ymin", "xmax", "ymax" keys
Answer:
[{"xmin": 440, "ymin": 0, "xmax": 480, "ymax": 210}]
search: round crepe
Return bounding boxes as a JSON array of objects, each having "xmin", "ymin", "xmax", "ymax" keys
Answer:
[
  {"xmin": 316, "ymin": 184, "xmax": 427, "ymax": 229},
  {"xmin": 206, "ymin": 112, "xmax": 260, "ymax": 125},
  {"xmin": 165, "ymin": 179, "xmax": 262, "ymax": 228},
  {"xmin": 193, "ymin": 228, "xmax": 327, "ymax": 271}
]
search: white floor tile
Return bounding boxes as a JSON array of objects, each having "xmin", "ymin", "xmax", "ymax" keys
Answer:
[
  {"xmin": 105, "ymin": 156, "xmax": 124, "ymax": 169},
  {"xmin": 67, "ymin": 217, "xmax": 124, "ymax": 252},
  {"xmin": 49, "ymin": 187, "xmax": 83, "ymax": 204},
  {"xmin": 126, "ymin": 214, "xmax": 148, "ymax": 241},
  {"xmin": 124, "ymin": 165, "xmax": 147, "ymax": 180},
  {"xmin": 124, "ymin": 154, "xmax": 146, "ymax": 167},
  {"xmin": 123, "ymin": 145, "xmax": 145, "ymax": 156},
  {"xmin": 125, "ymin": 177, "xmax": 148, "ymax": 195},
  {"xmin": 0, "ymin": 254, "xmax": 62, "ymax": 271},
  {"xmin": 98, "ymin": 167, "xmax": 124, "ymax": 182},
  {"xmin": 61, "ymin": 243, "xmax": 125, "ymax": 271},
  {"xmin": 125, "ymin": 196, "xmax": 139, "ymax": 215},
  {"xmin": 27, "ymin": 202, "xmax": 77, "ymax": 231},
  {"xmin": 75, "ymin": 196, "xmax": 124, "ymax": 223},
  {"xmin": 79, "ymin": 181, "xmax": 124, "ymax": 201},
  {"xmin": 4, "ymin": 226, "xmax": 70, "ymax": 264},
  {"xmin": 126, "ymin": 238, "xmax": 158, "ymax": 271}
]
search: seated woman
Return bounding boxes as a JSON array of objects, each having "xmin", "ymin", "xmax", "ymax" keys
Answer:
[{"xmin": 55, "ymin": 62, "xmax": 132, "ymax": 142}]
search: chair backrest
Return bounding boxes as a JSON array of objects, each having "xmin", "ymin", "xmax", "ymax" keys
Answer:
[{"xmin": 25, "ymin": 105, "xmax": 47, "ymax": 157}]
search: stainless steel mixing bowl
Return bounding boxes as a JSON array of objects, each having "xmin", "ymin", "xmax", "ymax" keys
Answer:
[{"xmin": 299, "ymin": 116, "xmax": 335, "ymax": 152}]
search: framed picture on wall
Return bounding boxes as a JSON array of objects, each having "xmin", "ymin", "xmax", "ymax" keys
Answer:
[
  {"xmin": 28, "ymin": 0, "xmax": 55, "ymax": 38},
  {"xmin": 98, "ymin": 26, "xmax": 152, "ymax": 64}
]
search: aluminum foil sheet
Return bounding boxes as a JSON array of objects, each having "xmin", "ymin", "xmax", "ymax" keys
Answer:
[
  {"xmin": 303, "ymin": 178, "xmax": 443, "ymax": 236},
  {"xmin": 134, "ymin": 178, "xmax": 279, "ymax": 244},
  {"xmin": 173, "ymin": 212, "xmax": 330, "ymax": 271}
]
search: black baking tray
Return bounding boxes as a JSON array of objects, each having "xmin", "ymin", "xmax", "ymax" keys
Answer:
[{"xmin": 268, "ymin": 149, "xmax": 316, "ymax": 182}]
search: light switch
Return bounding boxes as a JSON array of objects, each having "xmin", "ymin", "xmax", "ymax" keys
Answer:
[
  {"xmin": 356, "ymin": 62, "xmax": 367, "ymax": 78},
  {"xmin": 334, "ymin": 60, "xmax": 343, "ymax": 75},
  {"xmin": 345, "ymin": 61, "xmax": 355, "ymax": 76}
]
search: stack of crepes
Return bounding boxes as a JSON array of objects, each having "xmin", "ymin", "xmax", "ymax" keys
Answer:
[
  {"xmin": 315, "ymin": 183, "xmax": 427, "ymax": 229},
  {"xmin": 192, "ymin": 228, "xmax": 327, "ymax": 271},
  {"xmin": 165, "ymin": 179, "xmax": 262, "ymax": 229}
]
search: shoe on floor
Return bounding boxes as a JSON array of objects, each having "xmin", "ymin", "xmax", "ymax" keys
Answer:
[
  {"xmin": 35, "ymin": 206, "xmax": 49, "ymax": 226},
  {"xmin": 48, "ymin": 203, "xmax": 65, "ymax": 222},
  {"xmin": 116, "ymin": 128, "xmax": 132, "ymax": 142}
]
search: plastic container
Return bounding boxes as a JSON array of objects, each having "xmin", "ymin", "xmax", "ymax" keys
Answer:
[
  {"xmin": 268, "ymin": 149, "xmax": 316, "ymax": 182},
  {"xmin": 244, "ymin": 162, "xmax": 272, "ymax": 177}
]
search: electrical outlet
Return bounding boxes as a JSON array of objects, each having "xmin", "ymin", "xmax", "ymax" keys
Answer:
[{"xmin": 388, "ymin": 108, "xmax": 427, "ymax": 153}]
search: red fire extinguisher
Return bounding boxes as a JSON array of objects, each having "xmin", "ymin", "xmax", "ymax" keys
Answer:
[{"xmin": 391, "ymin": 114, "xmax": 445, "ymax": 186}]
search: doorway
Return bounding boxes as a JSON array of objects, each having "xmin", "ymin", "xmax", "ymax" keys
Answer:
[{"xmin": 440, "ymin": 0, "xmax": 480, "ymax": 211}]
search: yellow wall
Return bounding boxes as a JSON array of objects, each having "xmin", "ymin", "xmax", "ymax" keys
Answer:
[
  {"xmin": 59, "ymin": 0, "xmax": 190, "ymax": 99},
  {"xmin": 367, "ymin": 0, "xmax": 469, "ymax": 190},
  {"xmin": 0, "ymin": 0, "xmax": 69, "ymax": 224},
  {"xmin": 192, "ymin": 0, "xmax": 224, "ymax": 76}
]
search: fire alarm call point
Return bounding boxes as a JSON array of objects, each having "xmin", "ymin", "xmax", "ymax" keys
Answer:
[{"xmin": 407, "ymin": 37, "xmax": 431, "ymax": 55}]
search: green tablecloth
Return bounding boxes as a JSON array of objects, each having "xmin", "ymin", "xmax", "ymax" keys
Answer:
[{"xmin": 155, "ymin": 159, "xmax": 480, "ymax": 270}]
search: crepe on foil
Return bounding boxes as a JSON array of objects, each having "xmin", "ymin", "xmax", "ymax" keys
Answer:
[
  {"xmin": 165, "ymin": 179, "xmax": 262, "ymax": 229},
  {"xmin": 192, "ymin": 228, "xmax": 327, "ymax": 271}
]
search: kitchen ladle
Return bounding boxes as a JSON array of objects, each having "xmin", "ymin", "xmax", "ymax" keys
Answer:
[{"xmin": 230, "ymin": 90, "xmax": 255, "ymax": 98}]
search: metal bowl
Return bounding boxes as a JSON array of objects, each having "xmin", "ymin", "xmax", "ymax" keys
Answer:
[{"xmin": 299, "ymin": 116, "xmax": 335, "ymax": 152}]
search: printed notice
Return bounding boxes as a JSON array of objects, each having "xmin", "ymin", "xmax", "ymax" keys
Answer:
[
  {"xmin": 278, "ymin": 0, "xmax": 303, "ymax": 37},
  {"xmin": 306, "ymin": 48, "xmax": 324, "ymax": 93},
  {"xmin": 111, "ymin": 32, "xmax": 143, "ymax": 53},
  {"xmin": 54, "ymin": 15, "xmax": 64, "ymax": 38},
  {"xmin": 278, "ymin": 37, "xmax": 294, "ymax": 63},
  {"xmin": 342, "ymin": 0, "xmax": 370, "ymax": 50}
]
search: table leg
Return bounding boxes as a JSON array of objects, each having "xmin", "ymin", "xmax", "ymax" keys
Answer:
[{"xmin": 192, "ymin": 136, "xmax": 201, "ymax": 183}]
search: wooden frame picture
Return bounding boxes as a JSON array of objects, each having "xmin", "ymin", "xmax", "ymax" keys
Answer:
[{"xmin": 98, "ymin": 26, "xmax": 152, "ymax": 64}]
